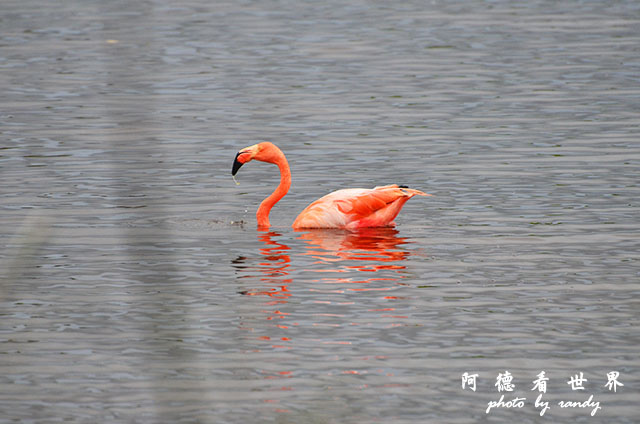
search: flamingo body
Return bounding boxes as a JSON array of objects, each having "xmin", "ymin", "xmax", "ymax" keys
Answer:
[
  {"xmin": 232, "ymin": 142, "xmax": 429, "ymax": 230},
  {"xmin": 292, "ymin": 185, "xmax": 427, "ymax": 230}
]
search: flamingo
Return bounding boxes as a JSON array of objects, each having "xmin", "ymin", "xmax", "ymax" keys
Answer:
[{"xmin": 231, "ymin": 142, "xmax": 430, "ymax": 229}]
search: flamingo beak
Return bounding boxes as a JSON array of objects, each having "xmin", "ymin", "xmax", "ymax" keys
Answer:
[{"xmin": 232, "ymin": 152, "xmax": 244, "ymax": 176}]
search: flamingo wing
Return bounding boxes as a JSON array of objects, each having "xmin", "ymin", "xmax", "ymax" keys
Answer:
[{"xmin": 292, "ymin": 184, "xmax": 429, "ymax": 230}]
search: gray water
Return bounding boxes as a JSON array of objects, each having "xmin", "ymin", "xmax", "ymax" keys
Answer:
[{"xmin": 1, "ymin": 1, "xmax": 639, "ymax": 423}]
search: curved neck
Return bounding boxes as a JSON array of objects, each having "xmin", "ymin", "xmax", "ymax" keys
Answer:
[{"xmin": 256, "ymin": 153, "xmax": 291, "ymax": 229}]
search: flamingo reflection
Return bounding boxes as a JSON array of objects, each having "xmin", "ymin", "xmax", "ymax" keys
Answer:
[
  {"xmin": 231, "ymin": 229, "xmax": 416, "ymax": 403},
  {"xmin": 235, "ymin": 230, "xmax": 292, "ymax": 303},
  {"xmin": 233, "ymin": 228, "xmax": 413, "ymax": 300},
  {"xmin": 297, "ymin": 227, "xmax": 410, "ymax": 273},
  {"xmin": 232, "ymin": 229, "xmax": 415, "ymax": 343}
]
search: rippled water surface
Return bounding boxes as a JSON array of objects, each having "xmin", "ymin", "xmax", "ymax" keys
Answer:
[{"xmin": 1, "ymin": 0, "xmax": 639, "ymax": 422}]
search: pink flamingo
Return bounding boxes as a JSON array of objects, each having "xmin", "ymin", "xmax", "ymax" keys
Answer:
[{"xmin": 232, "ymin": 142, "xmax": 429, "ymax": 229}]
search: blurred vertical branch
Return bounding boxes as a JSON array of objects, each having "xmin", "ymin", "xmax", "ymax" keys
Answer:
[
  {"xmin": 1, "ymin": 213, "xmax": 53, "ymax": 301},
  {"xmin": 96, "ymin": 2, "xmax": 205, "ymax": 421}
]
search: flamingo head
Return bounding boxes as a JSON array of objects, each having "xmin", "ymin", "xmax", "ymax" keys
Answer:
[{"xmin": 232, "ymin": 142, "xmax": 282, "ymax": 176}]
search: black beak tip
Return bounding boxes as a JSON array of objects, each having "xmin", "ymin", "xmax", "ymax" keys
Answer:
[{"xmin": 232, "ymin": 152, "xmax": 243, "ymax": 176}]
